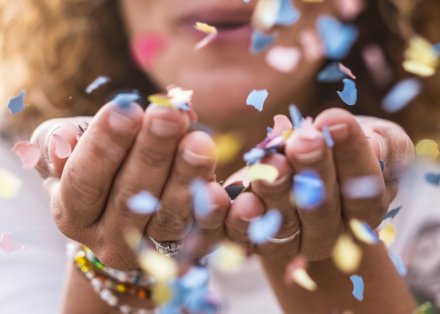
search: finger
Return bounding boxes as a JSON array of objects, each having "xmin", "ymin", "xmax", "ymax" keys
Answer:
[
  {"xmin": 285, "ymin": 123, "xmax": 343, "ymax": 261},
  {"xmin": 102, "ymin": 106, "xmax": 190, "ymax": 234},
  {"xmin": 52, "ymin": 102, "xmax": 144, "ymax": 234},
  {"xmin": 147, "ymin": 131, "xmax": 217, "ymax": 241},
  {"xmin": 251, "ymin": 154, "xmax": 301, "ymax": 247},
  {"xmin": 314, "ymin": 108, "xmax": 386, "ymax": 228},
  {"xmin": 225, "ymin": 192, "xmax": 265, "ymax": 253}
]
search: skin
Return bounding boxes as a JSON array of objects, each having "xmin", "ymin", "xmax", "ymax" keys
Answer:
[{"xmin": 30, "ymin": 0, "xmax": 417, "ymax": 312}]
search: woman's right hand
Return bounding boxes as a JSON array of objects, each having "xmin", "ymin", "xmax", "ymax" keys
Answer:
[{"xmin": 31, "ymin": 101, "xmax": 230, "ymax": 269}]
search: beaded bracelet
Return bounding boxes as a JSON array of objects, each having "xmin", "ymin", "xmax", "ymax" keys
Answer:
[{"xmin": 73, "ymin": 245, "xmax": 157, "ymax": 314}]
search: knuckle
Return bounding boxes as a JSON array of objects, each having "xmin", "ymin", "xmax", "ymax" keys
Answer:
[
  {"xmin": 139, "ymin": 145, "xmax": 170, "ymax": 168},
  {"xmin": 152, "ymin": 209, "xmax": 189, "ymax": 236},
  {"xmin": 86, "ymin": 130, "xmax": 127, "ymax": 164}
]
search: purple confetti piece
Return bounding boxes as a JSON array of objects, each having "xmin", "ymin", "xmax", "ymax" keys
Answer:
[
  {"xmin": 127, "ymin": 191, "xmax": 159, "ymax": 215},
  {"xmin": 250, "ymin": 31, "xmax": 277, "ymax": 54},
  {"xmin": 86, "ymin": 76, "xmax": 111, "ymax": 94},
  {"xmin": 323, "ymin": 126, "xmax": 334, "ymax": 148},
  {"xmin": 382, "ymin": 78, "xmax": 422, "ymax": 113},
  {"xmin": 7, "ymin": 90, "xmax": 26, "ymax": 114},
  {"xmin": 275, "ymin": 0, "xmax": 300, "ymax": 26},
  {"xmin": 246, "ymin": 89, "xmax": 269, "ymax": 112},
  {"xmin": 350, "ymin": 275, "xmax": 364, "ymax": 301},
  {"xmin": 337, "ymin": 78, "xmax": 357, "ymax": 106},
  {"xmin": 248, "ymin": 209, "xmax": 282, "ymax": 244},
  {"xmin": 243, "ymin": 147, "xmax": 266, "ymax": 164}
]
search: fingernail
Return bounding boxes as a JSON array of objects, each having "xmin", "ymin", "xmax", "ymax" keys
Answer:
[
  {"xmin": 108, "ymin": 109, "xmax": 136, "ymax": 132},
  {"xmin": 374, "ymin": 133, "xmax": 388, "ymax": 161},
  {"xmin": 183, "ymin": 149, "xmax": 211, "ymax": 166},
  {"xmin": 329, "ymin": 123, "xmax": 349, "ymax": 140},
  {"xmin": 150, "ymin": 118, "xmax": 181, "ymax": 137},
  {"xmin": 295, "ymin": 148, "xmax": 323, "ymax": 163}
]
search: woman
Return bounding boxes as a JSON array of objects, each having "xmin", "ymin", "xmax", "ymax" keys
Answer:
[{"xmin": 0, "ymin": 0, "xmax": 439, "ymax": 313}]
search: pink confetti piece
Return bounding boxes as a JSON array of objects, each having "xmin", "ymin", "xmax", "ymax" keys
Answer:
[
  {"xmin": 297, "ymin": 117, "xmax": 320, "ymax": 140},
  {"xmin": 269, "ymin": 114, "xmax": 293, "ymax": 138},
  {"xmin": 0, "ymin": 232, "xmax": 26, "ymax": 253},
  {"xmin": 362, "ymin": 44, "xmax": 393, "ymax": 87},
  {"xmin": 51, "ymin": 134, "xmax": 72, "ymax": 159},
  {"xmin": 338, "ymin": 63, "xmax": 357, "ymax": 79},
  {"xmin": 12, "ymin": 141, "xmax": 41, "ymax": 169},
  {"xmin": 131, "ymin": 33, "xmax": 165, "ymax": 69},
  {"xmin": 335, "ymin": 0, "xmax": 365, "ymax": 21},
  {"xmin": 299, "ymin": 29, "xmax": 324, "ymax": 61},
  {"xmin": 266, "ymin": 46, "xmax": 301, "ymax": 73}
]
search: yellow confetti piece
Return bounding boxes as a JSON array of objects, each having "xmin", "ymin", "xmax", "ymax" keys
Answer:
[
  {"xmin": 332, "ymin": 234, "xmax": 363, "ymax": 274},
  {"xmin": 379, "ymin": 223, "xmax": 396, "ymax": 247},
  {"xmin": 252, "ymin": 0, "xmax": 281, "ymax": 31},
  {"xmin": 152, "ymin": 282, "xmax": 173, "ymax": 305},
  {"xmin": 415, "ymin": 139, "xmax": 439, "ymax": 158},
  {"xmin": 147, "ymin": 95, "xmax": 174, "ymax": 108},
  {"xmin": 214, "ymin": 133, "xmax": 243, "ymax": 166},
  {"xmin": 0, "ymin": 168, "xmax": 22, "ymax": 199},
  {"xmin": 349, "ymin": 219, "xmax": 378, "ymax": 244},
  {"xmin": 194, "ymin": 22, "xmax": 217, "ymax": 34},
  {"xmin": 213, "ymin": 241, "xmax": 246, "ymax": 271},
  {"xmin": 291, "ymin": 268, "xmax": 317, "ymax": 291},
  {"xmin": 247, "ymin": 163, "xmax": 279, "ymax": 183},
  {"xmin": 403, "ymin": 36, "xmax": 438, "ymax": 77},
  {"xmin": 413, "ymin": 302, "xmax": 433, "ymax": 314},
  {"xmin": 139, "ymin": 250, "xmax": 178, "ymax": 282}
]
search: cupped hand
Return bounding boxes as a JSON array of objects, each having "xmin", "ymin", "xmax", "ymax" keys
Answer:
[
  {"xmin": 31, "ymin": 101, "xmax": 230, "ymax": 269},
  {"xmin": 225, "ymin": 108, "xmax": 414, "ymax": 262}
]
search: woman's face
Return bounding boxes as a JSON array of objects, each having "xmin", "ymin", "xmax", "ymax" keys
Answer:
[{"xmin": 119, "ymin": 0, "xmax": 332, "ymax": 129}]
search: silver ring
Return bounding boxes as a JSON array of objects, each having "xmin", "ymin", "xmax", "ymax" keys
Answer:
[
  {"xmin": 267, "ymin": 229, "xmax": 301, "ymax": 244},
  {"xmin": 147, "ymin": 235, "xmax": 183, "ymax": 257}
]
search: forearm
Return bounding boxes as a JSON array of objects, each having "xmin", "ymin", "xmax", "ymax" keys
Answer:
[{"xmin": 260, "ymin": 243, "xmax": 416, "ymax": 314}]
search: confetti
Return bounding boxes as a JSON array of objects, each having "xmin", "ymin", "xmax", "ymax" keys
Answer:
[
  {"xmin": 425, "ymin": 172, "xmax": 440, "ymax": 186},
  {"xmin": 317, "ymin": 63, "xmax": 346, "ymax": 82},
  {"xmin": 382, "ymin": 78, "xmax": 422, "ymax": 113},
  {"xmin": 252, "ymin": 0, "xmax": 281, "ymax": 31},
  {"xmin": 191, "ymin": 179, "xmax": 213, "ymax": 217},
  {"xmin": 112, "ymin": 92, "xmax": 140, "ymax": 109},
  {"xmin": 250, "ymin": 31, "xmax": 277, "ymax": 54},
  {"xmin": 299, "ymin": 29, "xmax": 324, "ymax": 61},
  {"xmin": 211, "ymin": 241, "xmax": 246, "ymax": 271},
  {"xmin": 349, "ymin": 219, "xmax": 379, "ymax": 244},
  {"xmin": 248, "ymin": 209, "xmax": 282, "ymax": 244},
  {"xmin": 266, "ymin": 46, "xmax": 301, "ymax": 73},
  {"xmin": 194, "ymin": 22, "xmax": 218, "ymax": 49},
  {"xmin": 181, "ymin": 267, "xmax": 209, "ymax": 289},
  {"xmin": 337, "ymin": 78, "xmax": 357, "ymax": 106},
  {"xmin": 224, "ymin": 181, "xmax": 248, "ymax": 200},
  {"xmin": 403, "ymin": 36, "xmax": 438, "ymax": 77},
  {"xmin": 131, "ymin": 33, "xmax": 165, "ymax": 69},
  {"xmin": 414, "ymin": 302, "xmax": 433, "ymax": 314},
  {"xmin": 323, "ymin": 126, "xmax": 334, "ymax": 148},
  {"xmin": 342, "ymin": 175, "xmax": 382, "ymax": 199},
  {"xmin": 317, "ymin": 16, "xmax": 358, "ymax": 60},
  {"xmin": 275, "ymin": 0, "xmax": 300, "ymax": 26},
  {"xmin": 246, "ymin": 89, "xmax": 269, "ymax": 112},
  {"xmin": 139, "ymin": 250, "xmax": 178, "ymax": 282},
  {"xmin": 12, "ymin": 141, "xmax": 41, "ymax": 169},
  {"xmin": 291, "ymin": 268, "xmax": 317, "ymax": 291},
  {"xmin": 51, "ymin": 134, "xmax": 72, "ymax": 159},
  {"xmin": 388, "ymin": 251, "xmax": 407, "ymax": 277},
  {"xmin": 127, "ymin": 191, "xmax": 159, "ymax": 215},
  {"xmin": 7, "ymin": 90, "xmax": 26, "ymax": 114},
  {"xmin": 378, "ymin": 223, "xmax": 396, "ymax": 247},
  {"xmin": 350, "ymin": 275, "xmax": 364, "ymax": 301},
  {"xmin": 152, "ymin": 283, "xmax": 174, "ymax": 306},
  {"xmin": 247, "ymin": 163, "xmax": 279, "ymax": 183},
  {"xmin": 289, "ymin": 104, "xmax": 303, "ymax": 129},
  {"xmin": 85, "ymin": 76, "xmax": 110, "ymax": 94},
  {"xmin": 362, "ymin": 44, "xmax": 393, "ymax": 87},
  {"xmin": 0, "ymin": 168, "xmax": 22, "ymax": 199},
  {"xmin": 293, "ymin": 170, "xmax": 325, "ymax": 210},
  {"xmin": 0, "ymin": 232, "xmax": 26, "ymax": 253},
  {"xmin": 338, "ymin": 63, "xmax": 356, "ymax": 80},
  {"xmin": 243, "ymin": 147, "xmax": 266, "ymax": 164},
  {"xmin": 270, "ymin": 114, "xmax": 293, "ymax": 137},
  {"xmin": 415, "ymin": 139, "xmax": 439, "ymax": 158},
  {"xmin": 379, "ymin": 160, "xmax": 385, "ymax": 172},
  {"xmin": 213, "ymin": 132, "xmax": 243, "ymax": 165},
  {"xmin": 335, "ymin": 0, "xmax": 365, "ymax": 21},
  {"xmin": 383, "ymin": 206, "xmax": 402, "ymax": 220},
  {"xmin": 332, "ymin": 234, "xmax": 362, "ymax": 274}
]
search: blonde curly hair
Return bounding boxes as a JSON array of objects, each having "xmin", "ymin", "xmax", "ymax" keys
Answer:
[{"xmin": 0, "ymin": 0, "xmax": 439, "ymax": 141}]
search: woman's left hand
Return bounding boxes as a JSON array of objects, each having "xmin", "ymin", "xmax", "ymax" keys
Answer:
[{"xmin": 224, "ymin": 108, "xmax": 415, "ymax": 261}]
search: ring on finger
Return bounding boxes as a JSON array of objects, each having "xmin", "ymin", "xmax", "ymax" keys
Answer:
[
  {"xmin": 267, "ymin": 229, "xmax": 301, "ymax": 244},
  {"xmin": 147, "ymin": 235, "xmax": 183, "ymax": 257}
]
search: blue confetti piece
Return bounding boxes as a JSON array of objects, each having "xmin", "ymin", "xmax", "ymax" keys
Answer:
[
  {"xmin": 289, "ymin": 104, "xmax": 303, "ymax": 129},
  {"xmin": 434, "ymin": 42, "xmax": 440, "ymax": 56},
  {"xmin": 243, "ymin": 147, "xmax": 266, "ymax": 164},
  {"xmin": 350, "ymin": 275, "xmax": 364, "ymax": 301},
  {"xmin": 246, "ymin": 89, "xmax": 269, "ymax": 112},
  {"xmin": 112, "ymin": 92, "xmax": 140, "ymax": 109},
  {"xmin": 127, "ymin": 191, "xmax": 159, "ymax": 215},
  {"xmin": 383, "ymin": 206, "xmax": 402, "ymax": 220},
  {"xmin": 382, "ymin": 78, "xmax": 422, "ymax": 113},
  {"xmin": 266, "ymin": 127, "xmax": 273, "ymax": 135},
  {"xmin": 191, "ymin": 179, "xmax": 213, "ymax": 217},
  {"xmin": 248, "ymin": 209, "xmax": 282, "ymax": 244},
  {"xmin": 7, "ymin": 90, "xmax": 26, "ymax": 114},
  {"xmin": 337, "ymin": 78, "xmax": 357, "ymax": 106},
  {"xmin": 250, "ymin": 31, "xmax": 277, "ymax": 54},
  {"xmin": 317, "ymin": 16, "xmax": 358, "ymax": 60},
  {"xmin": 185, "ymin": 287, "xmax": 219, "ymax": 314},
  {"xmin": 85, "ymin": 76, "xmax": 110, "ymax": 94},
  {"xmin": 275, "ymin": 0, "xmax": 300, "ymax": 26},
  {"xmin": 425, "ymin": 172, "xmax": 440, "ymax": 186},
  {"xmin": 293, "ymin": 170, "xmax": 325, "ymax": 210},
  {"xmin": 389, "ymin": 251, "xmax": 407, "ymax": 277},
  {"xmin": 181, "ymin": 267, "xmax": 210, "ymax": 289},
  {"xmin": 317, "ymin": 63, "xmax": 346, "ymax": 82},
  {"xmin": 379, "ymin": 160, "xmax": 385, "ymax": 172},
  {"xmin": 323, "ymin": 126, "xmax": 334, "ymax": 148}
]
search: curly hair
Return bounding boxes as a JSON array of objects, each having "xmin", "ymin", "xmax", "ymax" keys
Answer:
[{"xmin": 0, "ymin": 0, "xmax": 439, "ymax": 142}]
